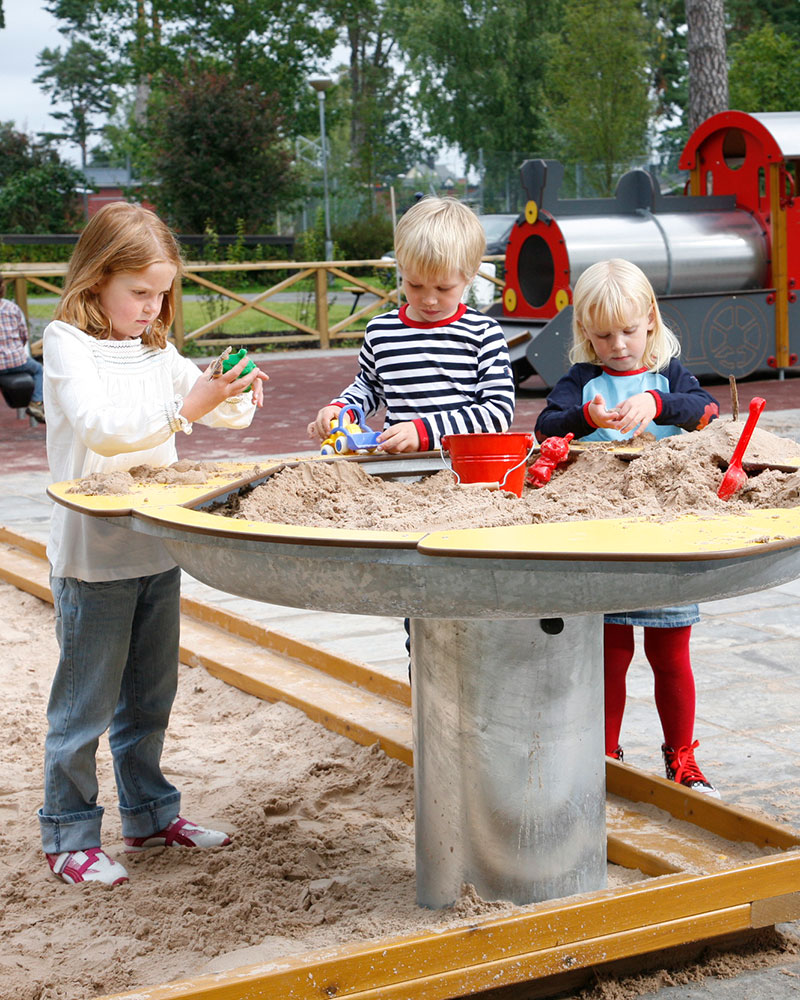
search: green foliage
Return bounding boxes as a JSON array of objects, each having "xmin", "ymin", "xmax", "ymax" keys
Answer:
[
  {"xmin": 0, "ymin": 124, "xmax": 85, "ymax": 233},
  {"xmin": 727, "ymin": 0, "xmax": 800, "ymax": 44},
  {"xmin": 542, "ymin": 0, "xmax": 652, "ymax": 195},
  {"xmin": 396, "ymin": 0, "xmax": 561, "ymax": 171},
  {"xmin": 44, "ymin": 0, "xmax": 337, "ymax": 123},
  {"xmin": 729, "ymin": 23, "xmax": 800, "ymax": 111},
  {"xmin": 141, "ymin": 66, "xmax": 299, "ymax": 233},
  {"xmin": 333, "ymin": 214, "xmax": 394, "ymax": 261},
  {"xmin": 0, "ymin": 243, "xmax": 74, "ymax": 265},
  {"xmin": 322, "ymin": 0, "xmax": 431, "ymax": 201}
]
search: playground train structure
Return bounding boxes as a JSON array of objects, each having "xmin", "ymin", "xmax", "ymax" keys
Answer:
[{"xmin": 496, "ymin": 110, "xmax": 800, "ymax": 387}]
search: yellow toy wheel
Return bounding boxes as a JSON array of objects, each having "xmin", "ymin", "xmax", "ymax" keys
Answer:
[
  {"xmin": 504, "ymin": 287, "xmax": 518, "ymax": 313},
  {"xmin": 554, "ymin": 288, "xmax": 570, "ymax": 311},
  {"xmin": 524, "ymin": 200, "xmax": 538, "ymax": 225}
]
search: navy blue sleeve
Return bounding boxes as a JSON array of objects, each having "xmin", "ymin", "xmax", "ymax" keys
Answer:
[
  {"xmin": 652, "ymin": 360, "xmax": 719, "ymax": 431},
  {"xmin": 534, "ymin": 364, "xmax": 601, "ymax": 442}
]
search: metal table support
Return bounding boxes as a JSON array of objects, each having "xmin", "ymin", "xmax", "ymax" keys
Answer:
[{"xmin": 411, "ymin": 614, "xmax": 605, "ymax": 907}]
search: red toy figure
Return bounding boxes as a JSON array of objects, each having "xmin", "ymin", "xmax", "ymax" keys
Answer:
[{"xmin": 526, "ymin": 433, "xmax": 574, "ymax": 488}]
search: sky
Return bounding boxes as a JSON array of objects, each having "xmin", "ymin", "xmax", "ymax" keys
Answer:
[{"xmin": 0, "ymin": 0, "xmax": 74, "ymax": 155}]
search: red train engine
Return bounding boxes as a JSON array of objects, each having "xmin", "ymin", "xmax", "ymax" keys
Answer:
[{"xmin": 499, "ymin": 111, "xmax": 800, "ymax": 386}]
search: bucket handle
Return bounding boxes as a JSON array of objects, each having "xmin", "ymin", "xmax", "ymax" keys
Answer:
[{"xmin": 439, "ymin": 434, "xmax": 537, "ymax": 490}]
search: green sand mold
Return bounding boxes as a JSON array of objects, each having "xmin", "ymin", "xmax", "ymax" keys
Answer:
[{"xmin": 221, "ymin": 348, "xmax": 256, "ymax": 391}]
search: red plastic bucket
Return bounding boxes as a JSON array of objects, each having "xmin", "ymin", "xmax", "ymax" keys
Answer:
[{"xmin": 440, "ymin": 432, "xmax": 535, "ymax": 497}]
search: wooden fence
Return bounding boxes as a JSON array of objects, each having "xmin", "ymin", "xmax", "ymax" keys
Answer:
[{"xmin": 0, "ymin": 257, "xmax": 504, "ymax": 354}]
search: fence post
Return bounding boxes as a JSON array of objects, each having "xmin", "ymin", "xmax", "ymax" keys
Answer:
[
  {"xmin": 172, "ymin": 274, "xmax": 185, "ymax": 352},
  {"xmin": 315, "ymin": 266, "xmax": 330, "ymax": 348},
  {"xmin": 14, "ymin": 275, "xmax": 28, "ymax": 324}
]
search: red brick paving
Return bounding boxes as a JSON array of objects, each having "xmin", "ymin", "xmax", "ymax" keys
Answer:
[{"xmin": 2, "ymin": 353, "xmax": 799, "ymax": 476}]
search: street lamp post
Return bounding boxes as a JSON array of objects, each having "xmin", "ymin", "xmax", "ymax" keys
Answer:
[{"xmin": 309, "ymin": 78, "xmax": 334, "ymax": 261}]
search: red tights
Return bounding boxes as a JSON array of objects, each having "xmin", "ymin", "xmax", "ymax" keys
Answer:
[{"xmin": 604, "ymin": 623, "xmax": 695, "ymax": 754}]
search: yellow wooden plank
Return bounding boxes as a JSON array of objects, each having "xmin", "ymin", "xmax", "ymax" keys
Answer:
[
  {"xmin": 0, "ymin": 540, "xmax": 52, "ymax": 603},
  {"xmin": 416, "ymin": 507, "xmax": 800, "ymax": 558},
  {"xmin": 607, "ymin": 759, "xmax": 800, "ymax": 850},
  {"xmin": 135, "ymin": 501, "xmax": 427, "ymax": 547},
  {"xmin": 751, "ymin": 891, "xmax": 800, "ymax": 927},
  {"xmin": 607, "ymin": 799, "xmax": 770, "ymax": 874},
  {"xmin": 93, "ymin": 852, "xmax": 800, "ymax": 1000},
  {"xmin": 606, "ymin": 834, "xmax": 683, "ymax": 876},
  {"xmin": 179, "ymin": 617, "xmax": 413, "ymax": 765},
  {"xmin": 0, "ymin": 525, "xmax": 47, "ymax": 560},
  {"xmin": 45, "ymin": 461, "xmax": 278, "ymax": 517},
  {"xmin": 181, "ymin": 595, "xmax": 411, "ymax": 707}
]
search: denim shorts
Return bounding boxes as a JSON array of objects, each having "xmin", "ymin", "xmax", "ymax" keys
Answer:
[{"xmin": 604, "ymin": 604, "xmax": 700, "ymax": 628}]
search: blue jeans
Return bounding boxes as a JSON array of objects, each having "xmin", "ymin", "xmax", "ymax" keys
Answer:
[
  {"xmin": 39, "ymin": 567, "xmax": 182, "ymax": 853},
  {"xmin": 2, "ymin": 356, "xmax": 43, "ymax": 401}
]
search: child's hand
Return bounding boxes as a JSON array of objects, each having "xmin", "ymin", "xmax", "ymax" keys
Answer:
[
  {"xmin": 307, "ymin": 405, "xmax": 341, "ymax": 441},
  {"xmin": 182, "ymin": 355, "xmax": 268, "ymax": 421},
  {"xmin": 377, "ymin": 422, "xmax": 420, "ymax": 453},
  {"xmin": 613, "ymin": 392, "xmax": 657, "ymax": 436},
  {"xmin": 586, "ymin": 394, "xmax": 623, "ymax": 429}
]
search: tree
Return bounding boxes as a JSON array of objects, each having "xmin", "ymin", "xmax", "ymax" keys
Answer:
[
  {"xmin": 396, "ymin": 0, "xmax": 562, "ymax": 200},
  {"xmin": 0, "ymin": 123, "xmax": 84, "ymax": 232},
  {"xmin": 314, "ymin": 1, "xmax": 430, "ymax": 214},
  {"xmin": 34, "ymin": 39, "xmax": 118, "ymax": 216},
  {"xmin": 685, "ymin": 0, "xmax": 728, "ymax": 133},
  {"xmin": 543, "ymin": 0, "xmax": 652, "ymax": 195},
  {"xmin": 142, "ymin": 67, "xmax": 298, "ymax": 232},
  {"xmin": 729, "ymin": 22, "xmax": 800, "ymax": 111},
  {"xmin": 726, "ymin": 0, "xmax": 800, "ymax": 43},
  {"xmin": 44, "ymin": 0, "xmax": 337, "ymax": 124}
]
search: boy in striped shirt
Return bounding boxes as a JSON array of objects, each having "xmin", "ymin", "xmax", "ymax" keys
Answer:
[{"xmin": 307, "ymin": 197, "xmax": 515, "ymax": 452}]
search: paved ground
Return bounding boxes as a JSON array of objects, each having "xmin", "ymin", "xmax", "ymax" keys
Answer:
[
  {"xmin": 2, "ymin": 350, "xmax": 800, "ymax": 996},
  {"xmin": 4, "ymin": 345, "xmax": 800, "ymax": 473}
]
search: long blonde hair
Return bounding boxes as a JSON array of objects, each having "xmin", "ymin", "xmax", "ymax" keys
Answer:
[
  {"xmin": 55, "ymin": 202, "xmax": 183, "ymax": 349},
  {"xmin": 569, "ymin": 258, "xmax": 680, "ymax": 371}
]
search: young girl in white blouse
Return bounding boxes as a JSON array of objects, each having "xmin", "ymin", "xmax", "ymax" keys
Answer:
[{"xmin": 40, "ymin": 202, "xmax": 268, "ymax": 886}]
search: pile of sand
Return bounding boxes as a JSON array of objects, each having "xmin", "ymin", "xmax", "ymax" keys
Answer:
[
  {"xmin": 227, "ymin": 421, "xmax": 800, "ymax": 531},
  {"xmin": 66, "ymin": 460, "xmax": 267, "ymax": 495}
]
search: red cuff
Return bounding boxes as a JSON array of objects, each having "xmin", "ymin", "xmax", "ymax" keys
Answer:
[
  {"xmin": 583, "ymin": 401, "xmax": 598, "ymax": 428},
  {"xmin": 414, "ymin": 418, "xmax": 430, "ymax": 451},
  {"xmin": 646, "ymin": 390, "xmax": 663, "ymax": 417}
]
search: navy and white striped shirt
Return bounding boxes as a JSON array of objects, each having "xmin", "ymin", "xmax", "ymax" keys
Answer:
[{"xmin": 332, "ymin": 303, "xmax": 515, "ymax": 450}]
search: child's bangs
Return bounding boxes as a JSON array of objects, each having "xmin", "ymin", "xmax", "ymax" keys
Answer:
[{"xmin": 582, "ymin": 292, "xmax": 643, "ymax": 334}]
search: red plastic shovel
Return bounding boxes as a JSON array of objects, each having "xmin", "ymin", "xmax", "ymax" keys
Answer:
[{"xmin": 717, "ymin": 396, "xmax": 766, "ymax": 500}]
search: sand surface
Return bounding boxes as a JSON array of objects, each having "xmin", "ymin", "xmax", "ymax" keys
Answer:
[
  {"xmin": 223, "ymin": 421, "xmax": 800, "ymax": 530},
  {"xmin": 1, "ymin": 581, "xmax": 799, "ymax": 1000}
]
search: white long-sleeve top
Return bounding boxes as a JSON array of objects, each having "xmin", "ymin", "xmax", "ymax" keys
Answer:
[{"xmin": 43, "ymin": 320, "xmax": 255, "ymax": 581}]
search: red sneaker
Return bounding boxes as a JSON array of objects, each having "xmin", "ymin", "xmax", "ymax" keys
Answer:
[
  {"xmin": 123, "ymin": 815, "xmax": 232, "ymax": 853},
  {"xmin": 662, "ymin": 740, "xmax": 720, "ymax": 798}
]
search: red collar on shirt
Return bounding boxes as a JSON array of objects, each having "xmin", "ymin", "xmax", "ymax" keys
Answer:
[
  {"xmin": 601, "ymin": 365, "xmax": 649, "ymax": 376},
  {"xmin": 399, "ymin": 303, "xmax": 468, "ymax": 329}
]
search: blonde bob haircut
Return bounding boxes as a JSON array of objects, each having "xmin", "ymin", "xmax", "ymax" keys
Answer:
[
  {"xmin": 55, "ymin": 202, "xmax": 183, "ymax": 349},
  {"xmin": 394, "ymin": 197, "xmax": 485, "ymax": 281},
  {"xmin": 569, "ymin": 258, "xmax": 680, "ymax": 372}
]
